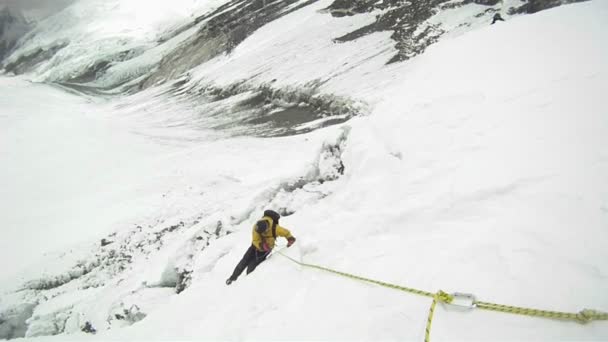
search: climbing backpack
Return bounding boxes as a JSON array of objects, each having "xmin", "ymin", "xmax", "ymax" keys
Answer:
[{"xmin": 263, "ymin": 209, "xmax": 280, "ymax": 238}]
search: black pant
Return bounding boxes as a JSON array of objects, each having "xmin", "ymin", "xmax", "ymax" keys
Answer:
[
  {"xmin": 229, "ymin": 245, "xmax": 269, "ymax": 281},
  {"xmin": 492, "ymin": 17, "xmax": 504, "ymax": 24}
]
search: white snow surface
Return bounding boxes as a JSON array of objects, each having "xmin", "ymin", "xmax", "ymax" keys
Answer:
[{"xmin": 1, "ymin": 1, "xmax": 607, "ymax": 341}]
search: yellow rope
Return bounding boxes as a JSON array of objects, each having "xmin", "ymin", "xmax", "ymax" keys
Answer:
[
  {"xmin": 276, "ymin": 251, "xmax": 608, "ymax": 341},
  {"xmin": 425, "ymin": 291, "xmax": 453, "ymax": 342},
  {"xmin": 475, "ymin": 301, "xmax": 608, "ymax": 323},
  {"xmin": 278, "ymin": 251, "xmax": 435, "ymax": 297}
]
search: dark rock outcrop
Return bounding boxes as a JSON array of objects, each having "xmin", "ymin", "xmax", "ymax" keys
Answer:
[
  {"xmin": 509, "ymin": 0, "xmax": 588, "ymax": 14},
  {"xmin": 139, "ymin": 0, "xmax": 320, "ymax": 89},
  {"xmin": 2, "ymin": 43, "xmax": 67, "ymax": 74},
  {"xmin": 326, "ymin": 0, "xmax": 589, "ymax": 63}
]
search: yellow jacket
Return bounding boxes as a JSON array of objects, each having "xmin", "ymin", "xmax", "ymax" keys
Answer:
[{"xmin": 252, "ymin": 216, "xmax": 293, "ymax": 251}]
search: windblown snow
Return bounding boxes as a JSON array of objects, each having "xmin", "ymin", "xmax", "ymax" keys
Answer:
[{"xmin": 0, "ymin": 0, "xmax": 607, "ymax": 341}]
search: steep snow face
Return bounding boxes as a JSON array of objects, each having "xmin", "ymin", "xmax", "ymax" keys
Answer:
[{"xmin": 1, "ymin": 1, "xmax": 607, "ymax": 341}]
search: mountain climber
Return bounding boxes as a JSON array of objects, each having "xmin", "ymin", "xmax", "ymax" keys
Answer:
[
  {"xmin": 491, "ymin": 13, "xmax": 505, "ymax": 24},
  {"xmin": 225, "ymin": 210, "xmax": 296, "ymax": 285}
]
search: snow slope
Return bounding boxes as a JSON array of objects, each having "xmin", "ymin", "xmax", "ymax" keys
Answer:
[
  {"xmin": 1, "ymin": 0, "xmax": 607, "ymax": 341},
  {"xmin": 107, "ymin": 2, "xmax": 608, "ymax": 340},
  {"xmin": 0, "ymin": 77, "xmax": 176, "ymax": 282}
]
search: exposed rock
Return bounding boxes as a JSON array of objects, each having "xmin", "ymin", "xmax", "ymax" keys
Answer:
[
  {"xmin": 215, "ymin": 221, "xmax": 223, "ymax": 237},
  {"xmin": 140, "ymin": 0, "xmax": 320, "ymax": 89},
  {"xmin": 175, "ymin": 270, "xmax": 193, "ymax": 294},
  {"xmin": 151, "ymin": 79, "xmax": 366, "ymax": 137},
  {"xmin": 509, "ymin": 0, "xmax": 588, "ymax": 14},
  {"xmin": 3, "ymin": 43, "xmax": 67, "ymax": 74},
  {"xmin": 326, "ymin": 0, "xmax": 589, "ymax": 63},
  {"xmin": 65, "ymin": 48, "xmax": 142, "ymax": 84}
]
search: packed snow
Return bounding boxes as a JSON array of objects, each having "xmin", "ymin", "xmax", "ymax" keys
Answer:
[{"xmin": 1, "ymin": 0, "xmax": 607, "ymax": 341}]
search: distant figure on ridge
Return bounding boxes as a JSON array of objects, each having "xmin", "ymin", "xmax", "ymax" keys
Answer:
[
  {"xmin": 225, "ymin": 210, "xmax": 296, "ymax": 285},
  {"xmin": 492, "ymin": 13, "xmax": 505, "ymax": 24}
]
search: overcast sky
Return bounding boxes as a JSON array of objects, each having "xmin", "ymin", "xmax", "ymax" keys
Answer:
[{"xmin": 1, "ymin": 0, "xmax": 74, "ymax": 19}]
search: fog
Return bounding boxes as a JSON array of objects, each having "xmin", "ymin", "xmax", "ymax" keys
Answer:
[{"xmin": 1, "ymin": 0, "xmax": 75, "ymax": 19}]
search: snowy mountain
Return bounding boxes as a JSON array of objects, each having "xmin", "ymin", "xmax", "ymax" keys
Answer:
[
  {"xmin": 0, "ymin": 0, "xmax": 76, "ymax": 63},
  {"xmin": 0, "ymin": 6, "xmax": 31, "ymax": 62},
  {"xmin": 7, "ymin": 0, "xmax": 75, "ymax": 22},
  {"xmin": 1, "ymin": 0, "xmax": 607, "ymax": 341},
  {"xmin": 1, "ymin": 0, "xmax": 589, "ymax": 89},
  {"xmin": 2, "ymin": 0, "xmax": 590, "ymax": 137}
]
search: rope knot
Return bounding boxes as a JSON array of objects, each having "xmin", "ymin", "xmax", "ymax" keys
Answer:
[
  {"xmin": 576, "ymin": 309, "xmax": 608, "ymax": 324},
  {"xmin": 436, "ymin": 290, "xmax": 454, "ymax": 304}
]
